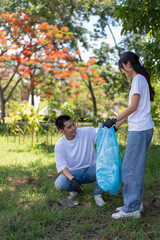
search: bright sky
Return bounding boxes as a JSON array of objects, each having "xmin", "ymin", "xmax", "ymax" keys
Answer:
[{"xmin": 79, "ymin": 16, "xmax": 123, "ymax": 62}]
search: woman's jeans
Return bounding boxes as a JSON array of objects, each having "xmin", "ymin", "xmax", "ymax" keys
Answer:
[
  {"xmin": 122, "ymin": 128, "xmax": 153, "ymax": 213},
  {"xmin": 55, "ymin": 162, "xmax": 102, "ymax": 196}
]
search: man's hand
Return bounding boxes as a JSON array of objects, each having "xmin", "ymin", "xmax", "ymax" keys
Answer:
[
  {"xmin": 71, "ymin": 177, "xmax": 82, "ymax": 193},
  {"xmin": 103, "ymin": 118, "xmax": 116, "ymax": 128}
]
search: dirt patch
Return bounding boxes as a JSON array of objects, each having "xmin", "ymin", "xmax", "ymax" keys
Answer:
[
  {"xmin": 46, "ymin": 199, "xmax": 58, "ymax": 208},
  {"xmin": 9, "ymin": 175, "xmax": 38, "ymax": 188},
  {"xmin": 47, "ymin": 172, "xmax": 59, "ymax": 181},
  {"xmin": 17, "ymin": 197, "xmax": 35, "ymax": 210},
  {"xmin": 18, "ymin": 198, "xmax": 33, "ymax": 205}
]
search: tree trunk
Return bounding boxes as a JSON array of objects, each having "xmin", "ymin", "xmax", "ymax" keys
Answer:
[
  {"xmin": 0, "ymin": 77, "xmax": 22, "ymax": 121},
  {"xmin": 30, "ymin": 75, "xmax": 34, "ymax": 106},
  {"xmin": 0, "ymin": 84, "xmax": 5, "ymax": 121},
  {"xmin": 0, "ymin": 94, "xmax": 5, "ymax": 121},
  {"xmin": 88, "ymin": 79, "xmax": 97, "ymax": 116},
  {"xmin": 31, "ymin": 86, "xmax": 34, "ymax": 106},
  {"xmin": 107, "ymin": 23, "xmax": 121, "ymax": 57}
]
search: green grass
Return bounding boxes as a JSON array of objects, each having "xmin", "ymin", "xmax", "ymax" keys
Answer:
[{"xmin": 0, "ymin": 131, "xmax": 160, "ymax": 240}]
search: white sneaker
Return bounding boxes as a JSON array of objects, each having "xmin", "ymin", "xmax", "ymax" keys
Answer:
[
  {"xmin": 112, "ymin": 210, "xmax": 140, "ymax": 219},
  {"xmin": 116, "ymin": 203, "xmax": 143, "ymax": 212},
  {"xmin": 94, "ymin": 194, "xmax": 105, "ymax": 207},
  {"xmin": 68, "ymin": 192, "xmax": 78, "ymax": 199}
]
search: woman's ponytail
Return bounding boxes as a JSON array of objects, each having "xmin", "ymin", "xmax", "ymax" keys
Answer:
[{"xmin": 118, "ymin": 51, "xmax": 155, "ymax": 101}]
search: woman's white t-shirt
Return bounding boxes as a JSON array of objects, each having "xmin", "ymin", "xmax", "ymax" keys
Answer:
[
  {"xmin": 55, "ymin": 127, "xmax": 98, "ymax": 173},
  {"xmin": 128, "ymin": 74, "xmax": 154, "ymax": 131}
]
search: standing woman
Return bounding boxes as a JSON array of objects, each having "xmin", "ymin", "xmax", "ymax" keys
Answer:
[{"xmin": 103, "ymin": 51, "xmax": 155, "ymax": 219}]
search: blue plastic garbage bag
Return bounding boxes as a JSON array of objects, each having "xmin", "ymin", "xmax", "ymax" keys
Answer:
[{"xmin": 96, "ymin": 125, "xmax": 122, "ymax": 195}]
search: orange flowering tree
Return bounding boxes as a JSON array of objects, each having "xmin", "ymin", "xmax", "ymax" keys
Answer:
[
  {"xmin": 0, "ymin": 11, "xmax": 78, "ymax": 120},
  {"xmin": 74, "ymin": 58, "xmax": 106, "ymax": 116},
  {"xmin": 0, "ymin": 11, "xmax": 106, "ymax": 119},
  {"xmin": 0, "ymin": 12, "xmax": 38, "ymax": 120},
  {"xmin": 20, "ymin": 22, "xmax": 77, "ymax": 105}
]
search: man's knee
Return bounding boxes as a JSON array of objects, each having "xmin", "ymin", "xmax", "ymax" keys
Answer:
[
  {"xmin": 55, "ymin": 174, "xmax": 70, "ymax": 191},
  {"xmin": 55, "ymin": 176, "xmax": 63, "ymax": 190}
]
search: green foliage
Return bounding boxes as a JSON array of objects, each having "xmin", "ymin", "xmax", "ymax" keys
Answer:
[
  {"xmin": 4, "ymin": 112, "xmax": 22, "ymax": 136},
  {"xmin": 93, "ymin": 42, "xmax": 113, "ymax": 66},
  {"xmin": 116, "ymin": 0, "xmax": 160, "ymax": 94},
  {"xmin": 60, "ymin": 101, "xmax": 76, "ymax": 120},
  {"xmin": 0, "ymin": 0, "xmax": 13, "ymax": 12},
  {"xmin": 67, "ymin": 83, "xmax": 96, "ymax": 117},
  {"xmin": 84, "ymin": 116, "xmax": 103, "ymax": 127},
  {"xmin": 151, "ymin": 78, "xmax": 160, "ymax": 125},
  {"xmin": 115, "ymin": 0, "xmax": 160, "ymax": 121},
  {"xmin": 28, "ymin": 109, "xmax": 44, "ymax": 134},
  {"xmin": 100, "ymin": 65, "xmax": 129, "ymax": 101},
  {"xmin": 4, "ymin": 103, "xmax": 46, "ymax": 145},
  {"xmin": 115, "ymin": 0, "xmax": 160, "ymax": 35},
  {"xmin": 18, "ymin": 103, "xmax": 44, "ymax": 133},
  {"xmin": 43, "ymin": 102, "xmax": 57, "ymax": 123}
]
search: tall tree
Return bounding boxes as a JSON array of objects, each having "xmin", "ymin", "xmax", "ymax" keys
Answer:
[
  {"xmin": 0, "ymin": 12, "xmax": 37, "ymax": 120},
  {"xmin": 0, "ymin": 12, "xmax": 78, "ymax": 120},
  {"xmin": 76, "ymin": 58, "xmax": 106, "ymax": 116},
  {"xmin": 115, "ymin": 0, "xmax": 160, "ymax": 122},
  {"xmin": 115, "ymin": 0, "xmax": 160, "ymax": 73},
  {"xmin": 1, "ymin": 0, "xmax": 118, "ymax": 52}
]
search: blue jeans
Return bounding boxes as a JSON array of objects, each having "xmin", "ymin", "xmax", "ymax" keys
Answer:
[
  {"xmin": 55, "ymin": 162, "xmax": 102, "ymax": 195},
  {"xmin": 122, "ymin": 128, "xmax": 153, "ymax": 213}
]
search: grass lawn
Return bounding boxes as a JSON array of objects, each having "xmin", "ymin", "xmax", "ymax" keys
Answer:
[{"xmin": 0, "ymin": 130, "xmax": 160, "ymax": 240}]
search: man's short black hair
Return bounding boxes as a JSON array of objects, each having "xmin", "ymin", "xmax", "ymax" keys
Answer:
[{"xmin": 55, "ymin": 115, "xmax": 71, "ymax": 129}]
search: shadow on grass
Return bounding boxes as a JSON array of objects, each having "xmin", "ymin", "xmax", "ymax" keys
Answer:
[
  {"xmin": 0, "ymin": 162, "xmax": 58, "ymax": 203},
  {"xmin": 0, "ymin": 161, "xmax": 58, "ymax": 183}
]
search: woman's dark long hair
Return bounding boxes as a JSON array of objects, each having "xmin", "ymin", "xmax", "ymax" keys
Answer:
[{"xmin": 118, "ymin": 51, "xmax": 155, "ymax": 101}]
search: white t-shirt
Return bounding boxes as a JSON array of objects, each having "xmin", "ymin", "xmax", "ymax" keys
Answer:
[
  {"xmin": 55, "ymin": 127, "xmax": 98, "ymax": 173},
  {"xmin": 128, "ymin": 74, "xmax": 154, "ymax": 131}
]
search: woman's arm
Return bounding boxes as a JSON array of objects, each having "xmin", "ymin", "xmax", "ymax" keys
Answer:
[
  {"xmin": 115, "ymin": 117, "xmax": 128, "ymax": 129},
  {"xmin": 116, "ymin": 94, "xmax": 140, "ymax": 122}
]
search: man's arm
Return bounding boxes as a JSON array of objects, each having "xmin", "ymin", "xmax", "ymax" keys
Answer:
[
  {"xmin": 62, "ymin": 167, "xmax": 82, "ymax": 193},
  {"xmin": 55, "ymin": 143, "xmax": 82, "ymax": 193},
  {"xmin": 62, "ymin": 167, "xmax": 74, "ymax": 180}
]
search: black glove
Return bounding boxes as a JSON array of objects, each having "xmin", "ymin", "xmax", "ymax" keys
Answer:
[
  {"xmin": 71, "ymin": 177, "xmax": 82, "ymax": 193},
  {"xmin": 113, "ymin": 126, "xmax": 118, "ymax": 132},
  {"xmin": 103, "ymin": 118, "xmax": 115, "ymax": 128}
]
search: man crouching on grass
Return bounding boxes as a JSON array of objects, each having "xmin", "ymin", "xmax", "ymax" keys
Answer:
[{"xmin": 54, "ymin": 114, "xmax": 105, "ymax": 207}]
